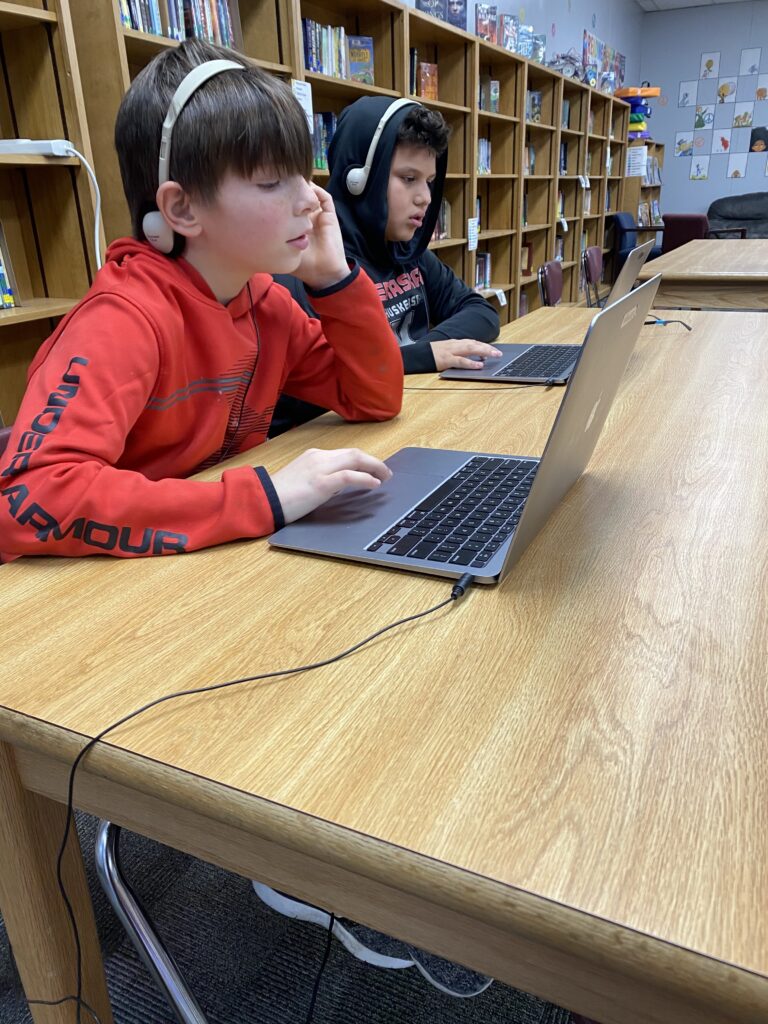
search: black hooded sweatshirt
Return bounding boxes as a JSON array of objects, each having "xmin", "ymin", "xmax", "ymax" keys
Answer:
[{"xmin": 276, "ymin": 96, "xmax": 500, "ymax": 375}]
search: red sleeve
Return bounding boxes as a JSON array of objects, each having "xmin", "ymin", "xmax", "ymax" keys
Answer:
[
  {"xmin": 280, "ymin": 266, "xmax": 403, "ymax": 420},
  {"xmin": 0, "ymin": 295, "xmax": 281, "ymax": 560}
]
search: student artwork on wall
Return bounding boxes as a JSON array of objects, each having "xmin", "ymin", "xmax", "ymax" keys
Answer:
[
  {"xmin": 740, "ymin": 48, "xmax": 761, "ymax": 76},
  {"xmin": 716, "ymin": 78, "xmax": 737, "ymax": 103},
  {"xmin": 582, "ymin": 30, "xmax": 626, "ymax": 88},
  {"xmin": 677, "ymin": 49, "xmax": 768, "ymax": 182},
  {"xmin": 678, "ymin": 80, "xmax": 697, "ymax": 107},
  {"xmin": 727, "ymin": 153, "xmax": 748, "ymax": 178},
  {"xmin": 694, "ymin": 104, "xmax": 714, "ymax": 129},
  {"xmin": 700, "ymin": 52, "xmax": 720, "ymax": 79},
  {"xmin": 674, "ymin": 131, "xmax": 694, "ymax": 156},
  {"xmin": 732, "ymin": 103, "xmax": 754, "ymax": 128},
  {"xmin": 690, "ymin": 156, "xmax": 709, "ymax": 180}
]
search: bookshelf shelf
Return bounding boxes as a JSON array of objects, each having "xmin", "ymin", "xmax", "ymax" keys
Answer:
[
  {"xmin": 0, "ymin": 297, "xmax": 78, "ymax": 326},
  {"xmin": 479, "ymin": 173, "xmax": 517, "ymax": 180},
  {"xmin": 560, "ymin": 127, "xmax": 582, "ymax": 138},
  {"xmin": 0, "ymin": 154, "xmax": 80, "ymax": 167},
  {"xmin": 522, "ymin": 223, "xmax": 549, "ymax": 232},
  {"xmin": 444, "ymin": 173, "xmax": 470, "ymax": 180},
  {"xmin": 525, "ymin": 174, "xmax": 554, "ymax": 181},
  {"xmin": 525, "ymin": 121, "xmax": 556, "ymax": 133},
  {"xmin": 520, "ymin": 273, "xmax": 537, "ymax": 286},
  {"xmin": 0, "ymin": 3, "xmax": 57, "ymax": 31},
  {"xmin": 478, "ymin": 110, "xmax": 519, "ymax": 124},
  {"xmin": 560, "ymin": 260, "xmax": 577, "ymax": 269},
  {"xmin": 306, "ymin": 72, "xmax": 399, "ymax": 99},
  {"xmin": 410, "ymin": 96, "xmax": 471, "ymax": 114},
  {"xmin": 588, "ymin": 133, "xmax": 608, "ymax": 141},
  {"xmin": 478, "ymin": 229, "xmax": 515, "ymax": 240},
  {"xmin": 122, "ymin": 26, "xmax": 174, "ymax": 63},
  {"xmin": 429, "ymin": 237, "xmax": 468, "ymax": 249}
]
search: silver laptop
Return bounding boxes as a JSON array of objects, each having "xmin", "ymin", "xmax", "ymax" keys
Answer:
[
  {"xmin": 270, "ymin": 276, "xmax": 660, "ymax": 585},
  {"xmin": 441, "ymin": 239, "xmax": 657, "ymax": 385}
]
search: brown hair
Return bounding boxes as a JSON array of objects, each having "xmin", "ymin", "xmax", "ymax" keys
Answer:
[
  {"xmin": 397, "ymin": 106, "xmax": 451, "ymax": 158},
  {"xmin": 115, "ymin": 38, "xmax": 313, "ymax": 239}
]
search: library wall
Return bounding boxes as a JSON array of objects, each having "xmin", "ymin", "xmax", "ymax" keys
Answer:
[
  {"xmin": 402, "ymin": 0, "xmax": 643, "ymax": 86},
  {"xmin": 639, "ymin": 0, "xmax": 768, "ymax": 214}
]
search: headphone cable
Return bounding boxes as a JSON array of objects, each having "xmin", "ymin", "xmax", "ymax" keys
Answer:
[{"xmin": 27, "ymin": 573, "xmax": 474, "ymax": 1024}]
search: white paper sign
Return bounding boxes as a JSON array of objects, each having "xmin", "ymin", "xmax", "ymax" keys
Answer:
[
  {"xmin": 467, "ymin": 217, "xmax": 479, "ymax": 251},
  {"xmin": 626, "ymin": 146, "xmax": 647, "ymax": 177},
  {"xmin": 291, "ymin": 80, "xmax": 313, "ymax": 131}
]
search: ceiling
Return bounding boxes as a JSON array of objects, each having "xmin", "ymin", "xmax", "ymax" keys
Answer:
[{"xmin": 636, "ymin": 0, "xmax": 749, "ymax": 10}]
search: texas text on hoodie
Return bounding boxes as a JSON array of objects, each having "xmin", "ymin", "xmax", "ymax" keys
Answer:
[
  {"xmin": 278, "ymin": 96, "xmax": 499, "ymax": 374},
  {"xmin": 0, "ymin": 239, "xmax": 402, "ymax": 560}
]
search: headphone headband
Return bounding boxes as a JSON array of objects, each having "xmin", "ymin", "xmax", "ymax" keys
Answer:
[
  {"xmin": 157, "ymin": 58, "xmax": 243, "ymax": 185},
  {"xmin": 346, "ymin": 98, "xmax": 421, "ymax": 196}
]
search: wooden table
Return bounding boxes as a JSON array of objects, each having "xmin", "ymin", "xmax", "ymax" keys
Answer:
[
  {"xmin": 636, "ymin": 238, "xmax": 768, "ymax": 309},
  {"xmin": 2, "ymin": 312, "xmax": 768, "ymax": 1024}
]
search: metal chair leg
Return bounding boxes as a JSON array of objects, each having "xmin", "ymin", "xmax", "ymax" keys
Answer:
[{"xmin": 95, "ymin": 820, "xmax": 209, "ymax": 1024}]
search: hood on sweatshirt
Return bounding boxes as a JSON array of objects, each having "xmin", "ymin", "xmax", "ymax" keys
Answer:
[{"xmin": 326, "ymin": 96, "xmax": 448, "ymax": 270}]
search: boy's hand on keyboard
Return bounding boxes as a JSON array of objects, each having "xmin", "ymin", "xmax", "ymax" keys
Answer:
[
  {"xmin": 270, "ymin": 448, "xmax": 393, "ymax": 523},
  {"xmin": 430, "ymin": 339, "xmax": 502, "ymax": 371}
]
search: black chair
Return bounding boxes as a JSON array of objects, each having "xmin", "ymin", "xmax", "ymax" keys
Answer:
[
  {"xmin": 610, "ymin": 213, "xmax": 661, "ymax": 277},
  {"xmin": 536, "ymin": 259, "xmax": 564, "ymax": 306},
  {"xmin": 581, "ymin": 246, "xmax": 604, "ymax": 307}
]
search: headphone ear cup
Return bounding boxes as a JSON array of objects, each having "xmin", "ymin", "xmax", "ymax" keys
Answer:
[
  {"xmin": 142, "ymin": 210, "xmax": 174, "ymax": 254},
  {"xmin": 346, "ymin": 166, "xmax": 367, "ymax": 196}
]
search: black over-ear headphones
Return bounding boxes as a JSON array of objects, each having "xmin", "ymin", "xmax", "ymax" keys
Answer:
[
  {"xmin": 345, "ymin": 97, "xmax": 422, "ymax": 196},
  {"xmin": 142, "ymin": 58, "xmax": 244, "ymax": 253}
]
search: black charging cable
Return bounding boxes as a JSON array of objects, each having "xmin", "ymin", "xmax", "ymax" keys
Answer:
[
  {"xmin": 27, "ymin": 573, "xmax": 475, "ymax": 1024},
  {"xmin": 644, "ymin": 313, "xmax": 693, "ymax": 331}
]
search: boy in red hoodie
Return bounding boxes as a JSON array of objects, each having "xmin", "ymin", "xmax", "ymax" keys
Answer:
[{"xmin": 0, "ymin": 39, "xmax": 402, "ymax": 560}]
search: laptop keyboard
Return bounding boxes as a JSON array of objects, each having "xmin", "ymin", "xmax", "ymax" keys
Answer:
[
  {"xmin": 494, "ymin": 344, "xmax": 581, "ymax": 380},
  {"xmin": 365, "ymin": 456, "xmax": 537, "ymax": 569}
]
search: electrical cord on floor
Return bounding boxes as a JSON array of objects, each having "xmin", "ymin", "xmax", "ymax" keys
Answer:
[
  {"xmin": 645, "ymin": 314, "xmax": 692, "ymax": 331},
  {"xmin": 27, "ymin": 573, "xmax": 475, "ymax": 1024},
  {"xmin": 305, "ymin": 912, "xmax": 336, "ymax": 1024}
]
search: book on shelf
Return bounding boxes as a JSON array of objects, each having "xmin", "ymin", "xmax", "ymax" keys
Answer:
[
  {"xmin": 475, "ymin": 195, "xmax": 482, "ymax": 225},
  {"xmin": 588, "ymin": 108, "xmax": 596, "ymax": 134},
  {"xmin": 517, "ymin": 23, "xmax": 534, "ymax": 58},
  {"xmin": 523, "ymin": 143, "xmax": 536, "ymax": 175},
  {"xmin": 431, "ymin": 198, "xmax": 452, "ymax": 242},
  {"xmin": 584, "ymin": 151, "xmax": 592, "ymax": 176},
  {"xmin": 559, "ymin": 141, "xmax": 568, "ymax": 174},
  {"xmin": 637, "ymin": 201, "xmax": 651, "ymax": 227},
  {"xmin": 499, "ymin": 13, "xmax": 518, "ymax": 52},
  {"xmin": 525, "ymin": 90, "xmax": 542, "ymax": 123},
  {"xmin": 561, "ymin": 99, "xmax": 570, "ymax": 130},
  {"xmin": 312, "ymin": 111, "xmax": 337, "ymax": 170},
  {"xmin": 582, "ymin": 185, "xmax": 592, "ymax": 214},
  {"xmin": 123, "ymin": 1, "xmax": 241, "ymax": 44},
  {"xmin": 409, "ymin": 48, "xmax": 418, "ymax": 94},
  {"xmin": 417, "ymin": 62, "xmax": 439, "ymax": 100},
  {"xmin": 605, "ymin": 184, "xmax": 612, "ymax": 212},
  {"xmin": 475, "ymin": 251, "xmax": 492, "ymax": 290},
  {"xmin": 557, "ymin": 190, "xmax": 565, "ymax": 218},
  {"xmin": 651, "ymin": 199, "xmax": 663, "ymax": 225},
  {"xmin": 479, "ymin": 76, "xmax": 500, "ymax": 112},
  {"xmin": 531, "ymin": 33, "xmax": 546, "ymax": 63},
  {"xmin": 477, "ymin": 138, "xmax": 492, "ymax": 174},
  {"xmin": 0, "ymin": 222, "xmax": 18, "ymax": 308},
  {"xmin": 518, "ymin": 289, "xmax": 528, "ymax": 316},
  {"xmin": 302, "ymin": 19, "xmax": 349, "ymax": 78},
  {"xmin": 554, "ymin": 236, "xmax": 564, "ymax": 261},
  {"xmin": 520, "ymin": 243, "xmax": 532, "ymax": 275},
  {"xmin": 522, "ymin": 191, "xmax": 528, "ymax": 225},
  {"xmin": 606, "ymin": 147, "xmax": 613, "ymax": 175},
  {"xmin": 474, "ymin": 3, "xmax": 497, "ymax": 44},
  {"xmin": 347, "ymin": 35, "xmax": 375, "ymax": 85}
]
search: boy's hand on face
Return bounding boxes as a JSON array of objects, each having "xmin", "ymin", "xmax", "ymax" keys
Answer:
[
  {"xmin": 430, "ymin": 339, "xmax": 503, "ymax": 371},
  {"xmin": 294, "ymin": 183, "xmax": 351, "ymax": 292},
  {"xmin": 270, "ymin": 447, "xmax": 393, "ymax": 523}
]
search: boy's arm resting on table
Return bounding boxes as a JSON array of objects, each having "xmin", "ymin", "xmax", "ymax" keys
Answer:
[
  {"xmin": 419, "ymin": 250, "xmax": 500, "ymax": 344},
  {"xmin": 0, "ymin": 297, "xmax": 282, "ymax": 559},
  {"xmin": 279, "ymin": 265, "xmax": 403, "ymax": 420}
]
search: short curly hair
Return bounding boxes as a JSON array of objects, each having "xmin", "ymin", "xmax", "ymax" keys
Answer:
[{"xmin": 397, "ymin": 106, "xmax": 451, "ymax": 157}]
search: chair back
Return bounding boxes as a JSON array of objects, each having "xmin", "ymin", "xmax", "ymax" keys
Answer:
[
  {"xmin": 612, "ymin": 212, "xmax": 638, "ymax": 253},
  {"xmin": 661, "ymin": 213, "xmax": 708, "ymax": 254},
  {"xmin": 536, "ymin": 259, "xmax": 564, "ymax": 306},
  {"xmin": 581, "ymin": 246, "xmax": 604, "ymax": 307},
  {"xmin": 0, "ymin": 425, "xmax": 11, "ymax": 460}
]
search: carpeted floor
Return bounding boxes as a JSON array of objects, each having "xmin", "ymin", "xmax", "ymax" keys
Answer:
[{"xmin": 1, "ymin": 813, "xmax": 574, "ymax": 1024}]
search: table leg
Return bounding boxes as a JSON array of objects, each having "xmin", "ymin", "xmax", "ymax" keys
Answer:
[{"xmin": 0, "ymin": 741, "xmax": 113, "ymax": 1024}]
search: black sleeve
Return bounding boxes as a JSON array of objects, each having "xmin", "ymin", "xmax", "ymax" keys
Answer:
[
  {"xmin": 268, "ymin": 274, "xmax": 326, "ymax": 437},
  {"xmin": 418, "ymin": 251, "xmax": 500, "ymax": 343},
  {"xmin": 401, "ymin": 341, "xmax": 437, "ymax": 374}
]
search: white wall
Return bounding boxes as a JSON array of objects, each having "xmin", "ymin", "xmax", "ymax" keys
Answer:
[{"xmin": 639, "ymin": 1, "xmax": 768, "ymax": 215}]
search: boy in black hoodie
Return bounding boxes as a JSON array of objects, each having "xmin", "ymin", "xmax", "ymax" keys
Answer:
[{"xmin": 271, "ymin": 97, "xmax": 502, "ymax": 433}]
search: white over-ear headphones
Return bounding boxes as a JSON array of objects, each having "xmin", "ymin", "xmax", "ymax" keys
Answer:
[
  {"xmin": 142, "ymin": 58, "xmax": 243, "ymax": 253},
  {"xmin": 345, "ymin": 97, "xmax": 421, "ymax": 196}
]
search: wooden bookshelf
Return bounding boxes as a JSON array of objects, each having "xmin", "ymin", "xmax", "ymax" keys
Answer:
[
  {"xmin": 0, "ymin": 0, "xmax": 99, "ymax": 422},
  {"xmin": 67, "ymin": 0, "xmax": 627, "ymax": 332},
  {"xmin": 623, "ymin": 139, "xmax": 664, "ymax": 245}
]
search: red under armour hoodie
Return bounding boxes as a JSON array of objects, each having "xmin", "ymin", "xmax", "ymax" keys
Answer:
[{"xmin": 0, "ymin": 239, "xmax": 402, "ymax": 560}]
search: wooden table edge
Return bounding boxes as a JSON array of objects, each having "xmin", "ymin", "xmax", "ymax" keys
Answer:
[{"xmin": 2, "ymin": 708, "xmax": 767, "ymax": 1024}]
